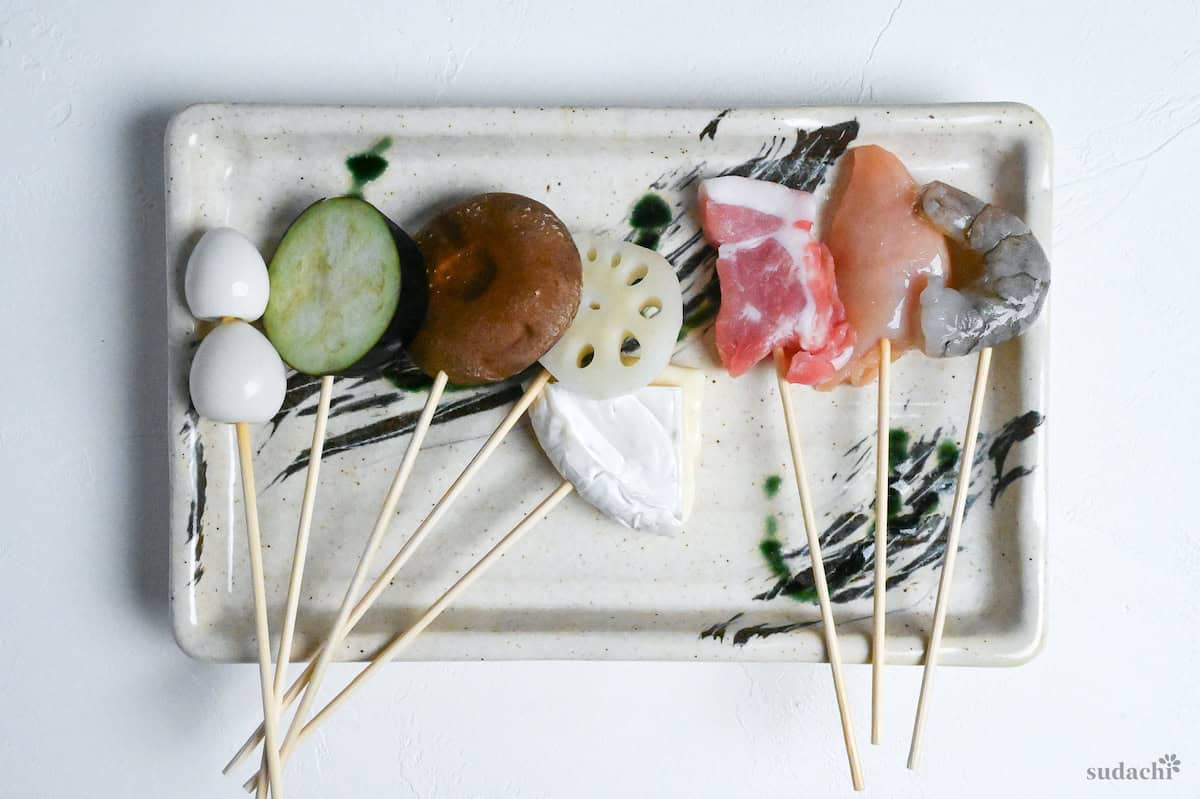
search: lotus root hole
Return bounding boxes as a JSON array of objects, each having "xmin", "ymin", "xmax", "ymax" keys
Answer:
[{"xmin": 620, "ymin": 334, "xmax": 641, "ymax": 366}]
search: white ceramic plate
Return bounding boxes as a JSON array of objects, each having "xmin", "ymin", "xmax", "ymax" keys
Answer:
[{"xmin": 166, "ymin": 104, "xmax": 1050, "ymax": 665}]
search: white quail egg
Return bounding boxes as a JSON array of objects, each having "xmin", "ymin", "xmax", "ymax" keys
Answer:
[
  {"xmin": 185, "ymin": 228, "xmax": 270, "ymax": 321},
  {"xmin": 189, "ymin": 321, "xmax": 287, "ymax": 423}
]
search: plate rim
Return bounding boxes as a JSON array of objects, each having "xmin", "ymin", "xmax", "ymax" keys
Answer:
[{"xmin": 165, "ymin": 102, "xmax": 1051, "ymax": 666}]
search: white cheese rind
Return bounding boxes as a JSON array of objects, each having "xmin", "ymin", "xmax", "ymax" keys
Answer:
[{"xmin": 529, "ymin": 367, "xmax": 703, "ymax": 533}]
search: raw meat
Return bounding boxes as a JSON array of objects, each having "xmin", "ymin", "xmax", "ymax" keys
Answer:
[
  {"xmin": 698, "ymin": 176, "xmax": 855, "ymax": 385},
  {"xmin": 822, "ymin": 145, "xmax": 950, "ymax": 386}
]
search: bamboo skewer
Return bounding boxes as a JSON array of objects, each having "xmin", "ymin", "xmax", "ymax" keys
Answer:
[
  {"xmin": 907, "ymin": 346, "xmax": 993, "ymax": 769},
  {"xmin": 240, "ymin": 480, "xmax": 573, "ymax": 786},
  {"xmin": 230, "ymin": 371, "xmax": 551, "ymax": 786},
  {"xmin": 772, "ymin": 349, "xmax": 864, "ymax": 791},
  {"xmin": 251, "ymin": 374, "xmax": 334, "ymax": 799},
  {"xmin": 234, "ymin": 423, "xmax": 286, "ymax": 799},
  {"xmin": 872, "ymin": 338, "xmax": 890, "ymax": 745},
  {"xmin": 224, "ymin": 650, "xmax": 312, "ymax": 778},
  {"xmin": 224, "ymin": 372, "xmax": 444, "ymax": 778},
  {"xmin": 237, "ymin": 369, "xmax": 449, "ymax": 785},
  {"xmin": 273, "ymin": 375, "xmax": 333, "ymax": 686}
]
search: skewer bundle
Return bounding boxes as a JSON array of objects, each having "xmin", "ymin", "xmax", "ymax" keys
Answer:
[
  {"xmin": 227, "ymin": 204, "xmax": 689, "ymax": 793},
  {"xmin": 695, "ymin": 148, "xmax": 1050, "ymax": 784}
]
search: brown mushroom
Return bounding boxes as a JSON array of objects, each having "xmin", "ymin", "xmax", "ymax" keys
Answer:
[{"xmin": 408, "ymin": 193, "xmax": 582, "ymax": 385}]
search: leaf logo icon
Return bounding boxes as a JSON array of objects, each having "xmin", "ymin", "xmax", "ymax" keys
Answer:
[{"xmin": 1158, "ymin": 754, "xmax": 1181, "ymax": 773}]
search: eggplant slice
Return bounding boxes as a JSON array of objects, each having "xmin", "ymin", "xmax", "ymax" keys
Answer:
[{"xmin": 265, "ymin": 196, "xmax": 423, "ymax": 376}]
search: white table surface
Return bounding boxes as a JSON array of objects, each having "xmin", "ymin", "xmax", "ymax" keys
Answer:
[{"xmin": 1, "ymin": 1, "xmax": 1197, "ymax": 796}]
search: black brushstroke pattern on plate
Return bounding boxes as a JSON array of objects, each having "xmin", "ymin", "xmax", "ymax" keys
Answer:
[
  {"xmin": 180, "ymin": 413, "xmax": 206, "ymax": 587},
  {"xmin": 269, "ymin": 378, "xmax": 527, "ymax": 485},
  {"xmin": 700, "ymin": 412, "xmax": 1044, "ymax": 645},
  {"xmin": 699, "ymin": 109, "xmax": 731, "ymax": 141},
  {"xmin": 722, "ymin": 613, "xmax": 874, "ymax": 647}
]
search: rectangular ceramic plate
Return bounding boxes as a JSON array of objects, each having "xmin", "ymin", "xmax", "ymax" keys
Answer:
[{"xmin": 166, "ymin": 104, "xmax": 1049, "ymax": 665}]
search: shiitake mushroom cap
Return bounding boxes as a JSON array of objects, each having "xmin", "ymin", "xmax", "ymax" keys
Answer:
[{"xmin": 408, "ymin": 193, "xmax": 582, "ymax": 385}]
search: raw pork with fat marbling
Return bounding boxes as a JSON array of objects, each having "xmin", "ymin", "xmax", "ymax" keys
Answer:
[{"xmin": 698, "ymin": 175, "xmax": 855, "ymax": 385}]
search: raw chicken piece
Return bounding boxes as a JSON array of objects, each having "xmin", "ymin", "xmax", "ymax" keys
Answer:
[
  {"xmin": 698, "ymin": 176, "xmax": 855, "ymax": 385},
  {"xmin": 821, "ymin": 145, "xmax": 950, "ymax": 386}
]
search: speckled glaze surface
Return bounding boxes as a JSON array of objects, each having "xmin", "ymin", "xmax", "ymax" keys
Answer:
[{"xmin": 166, "ymin": 104, "xmax": 1050, "ymax": 665}]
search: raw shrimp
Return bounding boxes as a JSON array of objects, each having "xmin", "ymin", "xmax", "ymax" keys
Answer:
[{"xmin": 916, "ymin": 181, "xmax": 1051, "ymax": 358}]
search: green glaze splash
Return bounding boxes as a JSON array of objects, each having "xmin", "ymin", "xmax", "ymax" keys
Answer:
[
  {"xmin": 881, "ymin": 428, "xmax": 955, "ymax": 527},
  {"xmin": 887, "ymin": 486, "xmax": 902, "ymax": 519},
  {"xmin": 760, "ymin": 515, "xmax": 786, "ymax": 578},
  {"xmin": 756, "ymin": 426, "xmax": 956, "ymax": 603},
  {"xmin": 757, "ymin": 493, "xmax": 816, "ymax": 603},
  {"xmin": 788, "ymin": 587, "xmax": 817, "ymax": 603},
  {"xmin": 634, "ymin": 230, "xmax": 662, "ymax": 249},
  {"xmin": 677, "ymin": 282, "xmax": 721, "ymax": 341},
  {"xmin": 380, "ymin": 362, "xmax": 504, "ymax": 395},
  {"xmin": 630, "ymin": 193, "xmax": 672, "ymax": 228},
  {"xmin": 888, "ymin": 428, "xmax": 910, "ymax": 470},
  {"xmin": 629, "ymin": 193, "xmax": 672, "ymax": 251},
  {"xmin": 346, "ymin": 136, "xmax": 393, "ymax": 197},
  {"xmin": 937, "ymin": 438, "xmax": 960, "ymax": 470}
]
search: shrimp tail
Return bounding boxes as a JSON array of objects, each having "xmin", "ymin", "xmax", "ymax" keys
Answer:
[{"xmin": 916, "ymin": 181, "xmax": 1050, "ymax": 358}]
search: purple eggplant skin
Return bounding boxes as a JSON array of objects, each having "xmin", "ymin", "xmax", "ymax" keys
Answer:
[{"xmin": 265, "ymin": 195, "xmax": 428, "ymax": 378}]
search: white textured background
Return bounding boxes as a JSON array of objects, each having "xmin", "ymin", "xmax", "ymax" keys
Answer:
[{"xmin": 1, "ymin": 1, "xmax": 1198, "ymax": 797}]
